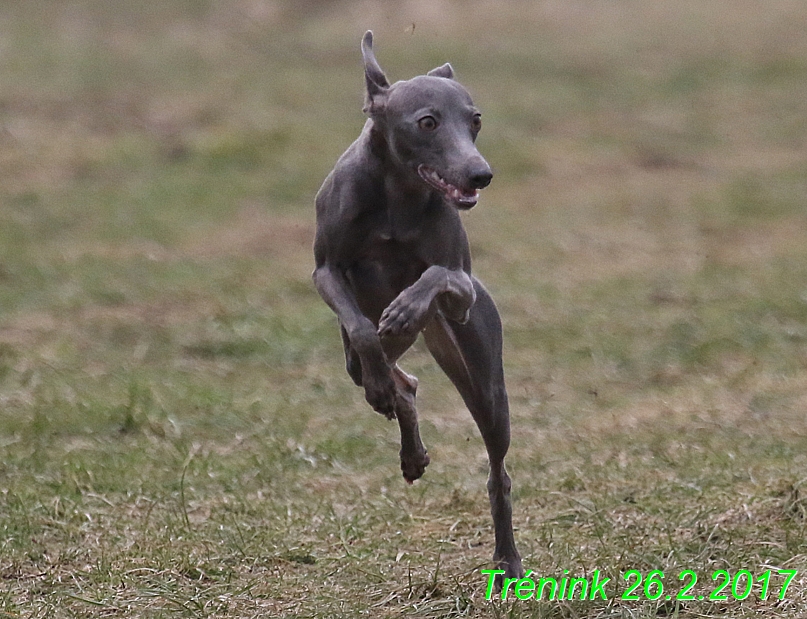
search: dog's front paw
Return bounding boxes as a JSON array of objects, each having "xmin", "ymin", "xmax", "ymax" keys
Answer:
[
  {"xmin": 378, "ymin": 291, "xmax": 431, "ymax": 337},
  {"xmin": 363, "ymin": 371, "xmax": 397, "ymax": 419}
]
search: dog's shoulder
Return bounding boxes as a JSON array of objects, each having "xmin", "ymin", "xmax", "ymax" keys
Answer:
[{"xmin": 316, "ymin": 124, "xmax": 382, "ymax": 219}]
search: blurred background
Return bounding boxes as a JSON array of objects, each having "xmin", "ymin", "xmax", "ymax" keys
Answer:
[{"xmin": 2, "ymin": 1, "xmax": 807, "ymax": 617}]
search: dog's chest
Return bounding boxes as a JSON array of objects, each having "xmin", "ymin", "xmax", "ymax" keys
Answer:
[
  {"xmin": 362, "ymin": 230, "xmax": 424, "ymax": 274},
  {"xmin": 345, "ymin": 227, "xmax": 425, "ymax": 299}
]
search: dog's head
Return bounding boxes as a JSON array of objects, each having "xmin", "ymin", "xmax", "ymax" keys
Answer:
[{"xmin": 361, "ymin": 31, "xmax": 492, "ymax": 210}]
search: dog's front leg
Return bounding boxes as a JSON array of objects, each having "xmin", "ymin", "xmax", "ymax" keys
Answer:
[
  {"xmin": 313, "ymin": 264, "xmax": 397, "ymax": 417},
  {"xmin": 378, "ymin": 265, "xmax": 476, "ymax": 337}
]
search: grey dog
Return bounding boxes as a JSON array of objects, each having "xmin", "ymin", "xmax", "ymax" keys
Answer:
[{"xmin": 313, "ymin": 31, "xmax": 522, "ymax": 581}]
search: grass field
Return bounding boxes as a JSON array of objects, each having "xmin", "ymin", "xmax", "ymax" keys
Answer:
[{"xmin": 2, "ymin": 1, "xmax": 807, "ymax": 617}]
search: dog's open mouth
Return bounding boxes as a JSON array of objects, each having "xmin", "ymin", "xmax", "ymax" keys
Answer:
[{"xmin": 417, "ymin": 165, "xmax": 479, "ymax": 209}]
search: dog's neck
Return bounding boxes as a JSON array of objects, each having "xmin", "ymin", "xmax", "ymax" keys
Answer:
[{"xmin": 364, "ymin": 119, "xmax": 440, "ymax": 221}]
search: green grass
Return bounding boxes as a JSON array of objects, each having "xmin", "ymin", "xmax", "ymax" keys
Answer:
[{"xmin": 2, "ymin": 1, "xmax": 807, "ymax": 617}]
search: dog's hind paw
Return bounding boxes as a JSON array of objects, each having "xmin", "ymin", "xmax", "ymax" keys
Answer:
[
  {"xmin": 491, "ymin": 556, "xmax": 524, "ymax": 591},
  {"xmin": 400, "ymin": 449, "xmax": 430, "ymax": 483}
]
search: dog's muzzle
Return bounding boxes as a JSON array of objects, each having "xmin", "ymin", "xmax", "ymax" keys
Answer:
[{"xmin": 418, "ymin": 164, "xmax": 483, "ymax": 209}]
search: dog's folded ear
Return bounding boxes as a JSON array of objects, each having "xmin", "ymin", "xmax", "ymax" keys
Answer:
[
  {"xmin": 361, "ymin": 31, "xmax": 390, "ymax": 115},
  {"xmin": 427, "ymin": 63, "xmax": 455, "ymax": 80}
]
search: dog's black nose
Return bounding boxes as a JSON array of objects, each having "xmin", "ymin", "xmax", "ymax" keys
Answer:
[{"xmin": 469, "ymin": 170, "xmax": 493, "ymax": 189}]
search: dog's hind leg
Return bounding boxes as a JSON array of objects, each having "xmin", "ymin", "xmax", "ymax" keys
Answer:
[
  {"xmin": 392, "ymin": 365, "xmax": 430, "ymax": 483},
  {"xmin": 422, "ymin": 277, "xmax": 522, "ymax": 582}
]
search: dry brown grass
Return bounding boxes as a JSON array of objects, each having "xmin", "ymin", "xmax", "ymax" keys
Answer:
[{"xmin": 2, "ymin": 1, "xmax": 807, "ymax": 617}]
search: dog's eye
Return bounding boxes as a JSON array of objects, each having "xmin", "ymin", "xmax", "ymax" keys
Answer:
[
  {"xmin": 471, "ymin": 114, "xmax": 482, "ymax": 131},
  {"xmin": 418, "ymin": 116, "xmax": 438, "ymax": 131}
]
